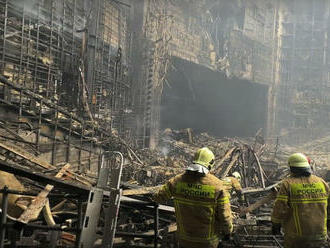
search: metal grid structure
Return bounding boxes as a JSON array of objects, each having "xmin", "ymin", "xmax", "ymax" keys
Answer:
[
  {"xmin": 0, "ymin": 0, "xmax": 85, "ymax": 102},
  {"xmin": 85, "ymin": 0, "xmax": 131, "ymax": 134},
  {"xmin": 228, "ymin": 30, "xmax": 274, "ymax": 84},
  {"xmin": 275, "ymin": 0, "xmax": 330, "ymax": 145},
  {"xmin": 133, "ymin": 0, "xmax": 173, "ymax": 148},
  {"xmin": 0, "ymin": 0, "xmax": 132, "ymax": 171}
]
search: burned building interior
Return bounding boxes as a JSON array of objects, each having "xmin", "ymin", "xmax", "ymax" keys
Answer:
[{"xmin": 0, "ymin": 0, "xmax": 330, "ymax": 247}]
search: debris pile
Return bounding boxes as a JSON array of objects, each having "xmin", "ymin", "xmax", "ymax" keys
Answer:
[
  {"xmin": 0, "ymin": 127, "xmax": 327, "ymax": 247},
  {"xmin": 122, "ymin": 128, "xmax": 287, "ymax": 188},
  {"xmin": 116, "ymin": 128, "xmax": 292, "ymax": 247}
]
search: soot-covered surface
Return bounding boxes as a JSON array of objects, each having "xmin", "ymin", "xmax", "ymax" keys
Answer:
[{"xmin": 161, "ymin": 57, "xmax": 268, "ymax": 137}]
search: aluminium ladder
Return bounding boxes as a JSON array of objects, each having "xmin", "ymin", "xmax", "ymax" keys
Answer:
[{"xmin": 79, "ymin": 151, "xmax": 123, "ymax": 248}]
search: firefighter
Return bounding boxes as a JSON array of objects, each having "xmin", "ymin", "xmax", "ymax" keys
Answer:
[
  {"xmin": 271, "ymin": 153, "xmax": 330, "ymax": 248},
  {"xmin": 223, "ymin": 171, "xmax": 244, "ymax": 204},
  {"xmin": 153, "ymin": 147, "xmax": 233, "ymax": 248}
]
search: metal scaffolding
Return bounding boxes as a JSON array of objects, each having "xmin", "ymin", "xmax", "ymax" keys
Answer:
[
  {"xmin": 276, "ymin": 0, "xmax": 330, "ymax": 144},
  {"xmin": 0, "ymin": 0, "xmax": 132, "ymax": 171}
]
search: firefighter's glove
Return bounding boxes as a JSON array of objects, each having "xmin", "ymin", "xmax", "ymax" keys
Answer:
[
  {"xmin": 223, "ymin": 233, "xmax": 231, "ymax": 241},
  {"xmin": 272, "ymin": 223, "xmax": 281, "ymax": 235}
]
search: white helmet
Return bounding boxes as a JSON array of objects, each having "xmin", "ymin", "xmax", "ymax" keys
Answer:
[{"xmin": 232, "ymin": 171, "xmax": 241, "ymax": 181}]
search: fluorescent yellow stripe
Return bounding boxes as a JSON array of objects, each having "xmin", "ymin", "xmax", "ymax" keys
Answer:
[
  {"xmin": 275, "ymin": 198, "xmax": 288, "ymax": 203},
  {"xmin": 290, "ymin": 199, "xmax": 327, "ymax": 204},
  {"xmin": 325, "ymin": 217, "xmax": 327, "ymax": 234},
  {"xmin": 217, "ymin": 196, "xmax": 230, "ymax": 205},
  {"xmin": 276, "ymin": 198, "xmax": 288, "ymax": 201},
  {"xmin": 325, "ymin": 201, "xmax": 328, "ymax": 233},
  {"xmin": 275, "ymin": 194, "xmax": 288, "ymax": 202},
  {"xmin": 208, "ymin": 206, "xmax": 214, "ymax": 239},
  {"xmin": 174, "ymin": 200, "xmax": 184, "ymax": 236},
  {"xmin": 175, "ymin": 197, "xmax": 216, "ymax": 207},
  {"xmin": 293, "ymin": 204, "xmax": 302, "ymax": 236},
  {"xmin": 292, "ymin": 204, "xmax": 299, "ymax": 235},
  {"xmin": 290, "ymin": 197, "xmax": 327, "ymax": 201}
]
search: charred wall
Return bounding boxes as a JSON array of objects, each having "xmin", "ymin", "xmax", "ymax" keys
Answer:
[
  {"xmin": 0, "ymin": 0, "xmax": 132, "ymax": 171},
  {"xmin": 274, "ymin": 0, "xmax": 330, "ymax": 145},
  {"xmin": 0, "ymin": 0, "xmax": 132, "ymax": 133},
  {"xmin": 131, "ymin": 0, "xmax": 280, "ymax": 148},
  {"xmin": 131, "ymin": 0, "xmax": 277, "ymax": 148},
  {"xmin": 161, "ymin": 57, "xmax": 268, "ymax": 137}
]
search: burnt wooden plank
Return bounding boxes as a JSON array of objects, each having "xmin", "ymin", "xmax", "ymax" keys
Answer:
[
  {"xmin": 0, "ymin": 141, "xmax": 93, "ymax": 186},
  {"xmin": 0, "ymin": 159, "xmax": 90, "ymax": 195},
  {"xmin": 18, "ymin": 164, "xmax": 70, "ymax": 223}
]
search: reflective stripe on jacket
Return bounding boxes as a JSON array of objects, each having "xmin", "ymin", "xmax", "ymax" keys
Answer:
[
  {"xmin": 271, "ymin": 175, "xmax": 330, "ymax": 241},
  {"xmin": 153, "ymin": 172, "xmax": 233, "ymax": 248}
]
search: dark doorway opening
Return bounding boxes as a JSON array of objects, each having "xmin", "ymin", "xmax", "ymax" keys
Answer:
[{"xmin": 161, "ymin": 57, "xmax": 268, "ymax": 138}]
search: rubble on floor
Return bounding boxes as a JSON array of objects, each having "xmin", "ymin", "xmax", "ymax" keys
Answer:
[
  {"xmin": 0, "ymin": 127, "xmax": 328, "ymax": 247},
  {"xmin": 115, "ymin": 128, "xmax": 330, "ymax": 247},
  {"xmin": 115, "ymin": 128, "xmax": 292, "ymax": 247},
  {"xmin": 122, "ymin": 128, "xmax": 288, "ymax": 187}
]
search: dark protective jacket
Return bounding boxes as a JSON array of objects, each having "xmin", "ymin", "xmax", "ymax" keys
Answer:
[
  {"xmin": 153, "ymin": 172, "xmax": 233, "ymax": 248},
  {"xmin": 271, "ymin": 174, "xmax": 330, "ymax": 245}
]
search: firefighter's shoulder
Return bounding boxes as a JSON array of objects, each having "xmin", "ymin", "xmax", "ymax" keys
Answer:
[{"xmin": 204, "ymin": 174, "xmax": 227, "ymax": 189}]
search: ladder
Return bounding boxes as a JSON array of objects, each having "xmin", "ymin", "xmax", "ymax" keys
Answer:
[{"xmin": 79, "ymin": 151, "xmax": 123, "ymax": 248}]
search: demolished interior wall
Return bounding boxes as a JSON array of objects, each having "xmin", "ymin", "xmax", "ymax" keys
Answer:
[
  {"xmin": 131, "ymin": 0, "xmax": 224, "ymax": 149},
  {"xmin": 134, "ymin": 0, "xmax": 278, "ymax": 148}
]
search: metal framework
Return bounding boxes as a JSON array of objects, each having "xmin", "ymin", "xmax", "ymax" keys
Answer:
[
  {"xmin": 276, "ymin": 0, "xmax": 330, "ymax": 144},
  {"xmin": 0, "ymin": 0, "xmax": 132, "ymax": 171}
]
